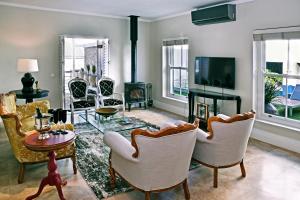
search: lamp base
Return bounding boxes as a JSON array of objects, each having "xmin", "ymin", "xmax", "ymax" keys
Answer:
[{"xmin": 21, "ymin": 73, "xmax": 35, "ymax": 93}]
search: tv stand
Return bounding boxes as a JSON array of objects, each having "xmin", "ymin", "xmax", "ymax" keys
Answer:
[{"xmin": 188, "ymin": 88, "xmax": 241, "ymax": 123}]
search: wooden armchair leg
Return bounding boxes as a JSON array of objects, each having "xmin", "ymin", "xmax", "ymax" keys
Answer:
[
  {"xmin": 183, "ymin": 179, "xmax": 190, "ymax": 200},
  {"xmin": 145, "ymin": 191, "xmax": 151, "ymax": 200},
  {"xmin": 71, "ymin": 154, "xmax": 77, "ymax": 174},
  {"xmin": 18, "ymin": 163, "xmax": 25, "ymax": 184},
  {"xmin": 109, "ymin": 151, "xmax": 116, "ymax": 189},
  {"xmin": 240, "ymin": 160, "xmax": 246, "ymax": 177},
  {"xmin": 213, "ymin": 167, "xmax": 218, "ymax": 188},
  {"xmin": 109, "ymin": 166, "xmax": 116, "ymax": 189}
]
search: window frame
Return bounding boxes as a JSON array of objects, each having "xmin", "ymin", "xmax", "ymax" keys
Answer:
[
  {"xmin": 254, "ymin": 38, "xmax": 300, "ymax": 129},
  {"xmin": 162, "ymin": 41, "xmax": 189, "ymax": 102}
]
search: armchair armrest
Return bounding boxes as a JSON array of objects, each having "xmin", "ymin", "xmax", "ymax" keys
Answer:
[
  {"xmin": 196, "ymin": 128, "xmax": 211, "ymax": 143},
  {"xmin": 0, "ymin": 113, "xmax": 26, "ymax": 137},
  {"xmin": 217, "ymin": 114, "xmax": 230, "ymax": 120},
  {"xmin": 104, "ymin": 131, "xmax": 138, "ymax": 163}
]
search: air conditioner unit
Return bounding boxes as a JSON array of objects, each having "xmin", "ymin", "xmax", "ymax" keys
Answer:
[{"xmin": 191, "ymin": 4, "xmax": 236, "ymax": 26}]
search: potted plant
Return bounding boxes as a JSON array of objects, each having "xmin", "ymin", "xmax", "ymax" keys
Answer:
[
  {"xmin": 90, "ymin": 65, "xmax": 97, "ymax": 87},
  {"xmin": 92, "ymin": 65, "xmax": 96, "ymax": 74},
  {"xmin": 264, "ymin": 75, "xmax": 281, "ymax": 115}
]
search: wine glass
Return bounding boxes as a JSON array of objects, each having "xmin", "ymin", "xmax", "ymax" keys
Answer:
[
  {"xmin": 61, "ymin": 110, "xmax": 68, "ymax": 134},
  {"xmin": 52, "ymin": 109, "xmax": 60, "ymax": 135},
  {"xmin": 53, "ymin": 109, "xmax": 59, "ymax": 124}
]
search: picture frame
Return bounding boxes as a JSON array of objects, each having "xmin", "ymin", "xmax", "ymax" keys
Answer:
[{"xmin": 196, "ymin": 103, "xmax": 209, "ymax": 121}]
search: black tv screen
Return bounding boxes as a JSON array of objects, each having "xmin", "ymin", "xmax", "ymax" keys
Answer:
[{"xmin": 195, "ymin": 57, "xmax": 235, "ymax": 89}]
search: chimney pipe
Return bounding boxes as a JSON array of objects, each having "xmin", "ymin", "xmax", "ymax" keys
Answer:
[{"xmin": 129, "ymin": 15, "xmax": 139, "ymax": 83}]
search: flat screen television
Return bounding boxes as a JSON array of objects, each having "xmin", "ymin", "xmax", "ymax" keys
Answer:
[{"xmin": 195, "ymin": 57, "xmax": 235, "ymax": 89}]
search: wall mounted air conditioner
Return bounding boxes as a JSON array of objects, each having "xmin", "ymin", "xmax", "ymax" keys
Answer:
[{"xmin": 191, "ymin": 4, "xmax": 236, "ymax": 26}]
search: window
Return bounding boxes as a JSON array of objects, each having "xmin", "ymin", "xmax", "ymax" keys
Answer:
[
  {"xmin": 253, "ymin": 28, "xmax": 300, "ymax": 129},
  {"xmin": 162, "ymin": 39, "xmax": 189, "ymax": 101}
]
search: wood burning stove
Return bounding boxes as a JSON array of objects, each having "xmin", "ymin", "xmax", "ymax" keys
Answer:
[
  {"xmin": 125, "ymin": 16, "xmax": 152, "ymax": 111},
  {"xmin": 125, "ymin": 82, "xmax": 146, "ymax": 111}
]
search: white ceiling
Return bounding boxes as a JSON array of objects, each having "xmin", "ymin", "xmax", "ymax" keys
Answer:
[{"xmin": 0, "ymin": 0, "xmax": 237, "ymax": 20}]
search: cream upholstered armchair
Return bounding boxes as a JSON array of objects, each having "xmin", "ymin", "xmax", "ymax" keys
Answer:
[
  {"xmin": 104, "ymin": 119, "xmax": 200, "ymax": 200},
  {"xmin": 0, "ymin": 93, "xmax": 76, "ymax": 183},
  {"xmin": 192, "ymin": 111, "xmax": 255, "ymax": 188}
]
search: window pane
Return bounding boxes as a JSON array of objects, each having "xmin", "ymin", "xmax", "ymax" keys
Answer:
[
  {"xmin": 169, "ymin": 68, "xmax": 180, "ymax": 95},
  {"xmin": 265, "ymin": 40, "xmax": 288, "ymax": 74},
  {"xmin": 287, "ymin": 78, "xmax": 300, "ymax": 121},
  {"xmin": 168, "ymin": 45, "xmax": 188, "ymax": 68},
  {"xmin": 173, "ymin": 45, "xmax": 182, "ymax": 67},
  {"xmin": 181, "ymin": 69, "xmax": 188, "ymax": 96},
  {"xmin": 264, "ymin": 75, "xmax": 285, "ymax": 117},
  {"xmin": 75, "ymin": 59, "xmax": 84, "ymax": 70},
  {"xmin": 288, "ymin": 39, "xmax": 300, "ymax": 75},
  {"xmin": 182, "ymin": 45, "xmax": 188, "ymax": 68}
]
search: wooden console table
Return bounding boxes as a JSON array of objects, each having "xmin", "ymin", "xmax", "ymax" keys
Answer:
[{"xmin": 188, "ymin": 88, "xmax": 241, "ymax": 123}]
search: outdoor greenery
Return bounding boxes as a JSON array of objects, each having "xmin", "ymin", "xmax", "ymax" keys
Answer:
[
  {"xmin": 264, "ymin": 75, "xmax": 282, "ymax": 104},
  {"xmin": 275, "ymin": 105, "xmax": 300, "ymax": 120}
]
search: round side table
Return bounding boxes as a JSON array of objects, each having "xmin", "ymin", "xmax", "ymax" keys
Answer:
[
  {"xmin": 10, "ymin": 89, "xmax": 49, "ymax": 103},
  {"xmin": 24, "ymin": 130, "xmax": 76, "ymax": 200}
]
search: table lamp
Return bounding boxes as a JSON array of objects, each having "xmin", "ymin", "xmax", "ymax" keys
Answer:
[{"xmin": 17, "ymin": 59, "xmax": 39, "ymax": 93}]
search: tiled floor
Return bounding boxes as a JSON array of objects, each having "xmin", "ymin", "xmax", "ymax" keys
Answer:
[{"xmin": 0, "ymin": 107, "xmax": 300, "ymax": 200}]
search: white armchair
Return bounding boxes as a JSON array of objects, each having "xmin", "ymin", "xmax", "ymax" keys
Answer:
[
  {"xmin": 104, "ymin": 120, "xmax": 199, "ymax": 200},
  {"xmin": 192, "ymin": 111, "xmax": 255, "ymax": 188}
]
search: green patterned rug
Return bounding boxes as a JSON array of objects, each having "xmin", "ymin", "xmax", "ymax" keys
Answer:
[
  {"xmin": 74, "ymin": 117, "xmax": 159, "ymax": 199},
  {"xmin": 74, "ymin": 117, "xmax": 199, "ymax": 199}
]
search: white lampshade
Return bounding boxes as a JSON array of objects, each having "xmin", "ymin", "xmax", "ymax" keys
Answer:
[{"xmin": 17, "ymin": 59, "xmax": 39, "ymax": 73}]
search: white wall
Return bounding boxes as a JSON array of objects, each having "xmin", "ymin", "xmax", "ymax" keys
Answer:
[
  {"xmin": 0, "ymin": 5, "xmax": 150, "ymax": 107},
  {"xmin": 149, "ymin": 0, "xmax": 300, "ymax": 152}
]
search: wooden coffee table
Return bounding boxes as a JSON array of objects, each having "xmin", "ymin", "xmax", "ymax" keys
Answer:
[{"xmin": 24, "ymin": 130, "xmax": 76, "ymax": 200}]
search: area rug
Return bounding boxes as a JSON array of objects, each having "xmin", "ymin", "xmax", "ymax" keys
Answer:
[
  {"xmin": 74, "ymin": 116, "xmax": 199, "ymax": 200},
  {"xmin": 74, "ymin": 117, "xmax": 159, "ymax": 199}
]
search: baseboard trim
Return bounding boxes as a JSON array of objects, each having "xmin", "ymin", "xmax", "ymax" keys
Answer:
[
  {"xmin": 251, "ymin": 127, "xmax": 300, "ymax": 154},
  {"xmin": 153, "ymin": 100, "xmax": 188, "ymax": 117}
]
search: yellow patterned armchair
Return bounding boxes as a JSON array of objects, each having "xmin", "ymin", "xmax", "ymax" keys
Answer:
[{"xmin": 0, "ymin": 93, "xmax": 76, "ymax": 183}]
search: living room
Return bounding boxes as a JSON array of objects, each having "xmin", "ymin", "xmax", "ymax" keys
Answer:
[{"xmin": 0, "ymin": 0, "xmax": 299, "ymax": 200}]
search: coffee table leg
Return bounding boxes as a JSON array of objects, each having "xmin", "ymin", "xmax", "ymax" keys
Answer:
[{"xmin": 26, "ymin": 151, "xmax": 67, "ymax": 200}]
